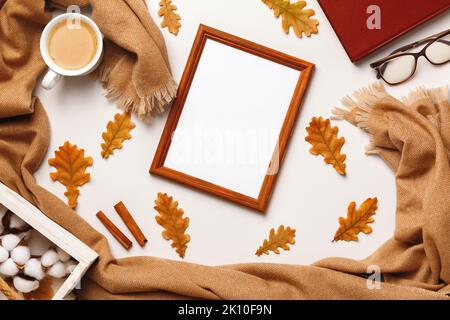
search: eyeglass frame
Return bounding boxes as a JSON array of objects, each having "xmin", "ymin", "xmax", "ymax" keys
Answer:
[{"xmin": 370, "ymin": 29, "xmax": 450, "ymax": 85}]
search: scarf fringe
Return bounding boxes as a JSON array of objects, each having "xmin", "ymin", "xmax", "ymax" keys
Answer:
[
  {"xmin": 96, "ymin": 63, "xmax": 178, "ymax": 120},
  {"xmin": 104, "ymin": 79, "xmax": 177, "ymax": 120},
  {"xmin": 401, "ymin": 86, "xmax": 449, "ymax": 107},
  {"xmin": 331, "ymin": 82, "xmax": 388, "ymax": 121},
  {"xmin": 332, "ymin": 84, "xmax": 449, "ymax": 156},
  {"xmin": 332, "ymin": 82, "xmax": 389, "ymax": 155}
]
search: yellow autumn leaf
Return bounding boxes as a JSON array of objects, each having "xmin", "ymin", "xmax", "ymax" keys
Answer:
[
  {"xmin": 158, "ymin": 0, "xmax": 181, "ymax": 35},
  {"xmin": 154, "ymin": 193, "xmax": 190, "ymax": 258},
  {"xmin": 256, "ymin": 225, "xmax": 296, "ymax": 256},
  {"xmin": 261, "ymin": 0, "xmax": 319, "ymax": 38},
  {"xmin": 305, "ymin": 117, "xmax": 346, "ymax": 175},
  {"xmin": 333, "ymin": 197, "xmax": 378, "ymax": 242},
  {"xmin": 48, "ymin": 141, "xmax": 93, "ymax": 209},
  {"xmin": 101, "ymin": 112, "xmax": 136, "ymax": 159}
]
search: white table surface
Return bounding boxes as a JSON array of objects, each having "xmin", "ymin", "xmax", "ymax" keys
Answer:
[{"xmin": 34, "ymin": 1, "xmax": 450, "ymax": 266}]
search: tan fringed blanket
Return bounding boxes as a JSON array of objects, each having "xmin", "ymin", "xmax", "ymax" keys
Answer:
[{"xmin": 1, "ymin": 0, "xmax": 449, "ymax": 300}]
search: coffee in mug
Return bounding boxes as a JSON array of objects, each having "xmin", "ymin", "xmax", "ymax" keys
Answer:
[
  {"xmin": 47, "ymin": 20, "xmax": 98, "ymax": 70},
  {"xmin": 40, "ymin": 13, "xmax": 103, "ymax": 90}
]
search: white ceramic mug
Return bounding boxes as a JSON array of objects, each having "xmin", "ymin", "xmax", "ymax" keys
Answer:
[{"xmin": 40, "ymin": 13, "xmax": 103, "ymax": 90}]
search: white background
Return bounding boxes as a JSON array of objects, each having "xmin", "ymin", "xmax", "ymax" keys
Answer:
[
  {"xmin": 165, "ymin": 39, "xmax": 301, "ymax": 198},
  {"xmin": 34, "ymin": 1, "xmax": 450, "ymax": 266}
]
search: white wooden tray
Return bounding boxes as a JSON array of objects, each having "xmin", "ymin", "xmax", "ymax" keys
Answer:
[{"xmin": 0, "ymin": 182, "xmax": 98, "ymax": 300}]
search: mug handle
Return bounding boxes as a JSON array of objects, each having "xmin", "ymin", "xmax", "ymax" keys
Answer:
[{"xmin": 41, "ymin": 69, "xmax": 62, "ymax": 90}]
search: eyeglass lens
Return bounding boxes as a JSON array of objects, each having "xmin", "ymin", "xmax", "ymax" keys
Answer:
[
  {"xmin": 425, "ymin": 34, "xmax": 450, "ymax": 64},
  {"xmin": 378, "ymin": 34, "xmax": 449, "ymax": 84},
  {"xmin": 379, "ymin": 55, "xmax": 416, "ymax": 84}
]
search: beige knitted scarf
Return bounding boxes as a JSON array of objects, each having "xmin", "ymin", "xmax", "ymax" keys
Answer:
[
  {"xmin": 0, "ymin": 0, "xmax": 176, "ymax": 120},
  {"xmin": 0, "ymin": 0, "xmax": 449, "ymax": 300}
]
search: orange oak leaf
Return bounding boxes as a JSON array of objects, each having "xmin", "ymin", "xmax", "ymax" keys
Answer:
[
  {"xmin": 154, "ymin": 193, "xmax": 190, "ymax": 258},
  {"xmin": 256, "ymin": 225, "xmax": 296, "ymax": 256},
  {"xmin": 305, "ymin": 117, "xmax": 346, "ymax": 175},
  {"xmin": 333, "ymin": 197, "xmax": 378, "ymax": 242},
  {"xmin": 261, "ymin": 0, "xmax": 319, "ymax": 38},
  {"xmin": 101, "ymin": 112, "xmax": 136, "ymax": 159},
  {"xmin": 158, "ymin": 0, "xmax": 181, "ymax": 35},
  {"xmin": 48, "ymin": 141, "xmax": 93, "ymax": 209}
]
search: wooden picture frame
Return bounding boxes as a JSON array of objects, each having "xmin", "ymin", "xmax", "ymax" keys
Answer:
[
  {"xmin": 0, "ymin": 182, "xmax": 98, "ymax": 300},
  {"xmin": 150, "ymin": 24, "xmax": 314, "ymax": 212}
]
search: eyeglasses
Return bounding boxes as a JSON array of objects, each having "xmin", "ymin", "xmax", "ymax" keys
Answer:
[{"xmin": 370, "ymin": 29, "xmax": 450, "ymax": 85}]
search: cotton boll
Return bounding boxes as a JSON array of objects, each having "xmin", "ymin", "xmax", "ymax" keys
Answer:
[
  {"xmin": 13, "ymin": 276, "xmax": 39, "ymax": 293},
  {"xmin": 65, "ymin": 261, "xmax": 77, "ymax": 274},
  {"xmin": 9, "ymin": 214, "xmax": 29, "ymax": 230},
  {"xmin": 1, "ymin": 234, "xmax": 21, "ymax": 251},
  {"xmin": 24, "ymin": 258, "xmax": 45, "ymax": 280},
  {"xmin": 11, "ymin": 246, "xmax": 31, "ymax": 265},
  {"xmin": 47, "ymin": 261, "xmax": 66, "ymax": 278},
  {"xmin": 0, "ymin": 246, "xmax": 9, "ymax": 263},
  {"xmin": 41, "ymin": 249, "xmax": 59, "ymax": 267},
  {"xmin": 56, "ymin": 247, "xmax": 71, "ymax": 262},
  {"xmin": 0, "ymin": 258, "xmax": 19, "ymax": 276}
]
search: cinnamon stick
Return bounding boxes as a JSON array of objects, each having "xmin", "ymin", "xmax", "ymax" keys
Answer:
[
  {"xmin": 114, "ymin": 201, "xmax": 147, "ymax": 247},
  {"xmin": 96, "ymin": 211, "xmax": 132, "ymax": 250}
]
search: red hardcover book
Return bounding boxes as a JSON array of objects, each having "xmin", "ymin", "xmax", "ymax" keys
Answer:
[{"xmin": 318, "ymin": 0, "xmax": 450, "ymax": 63}]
